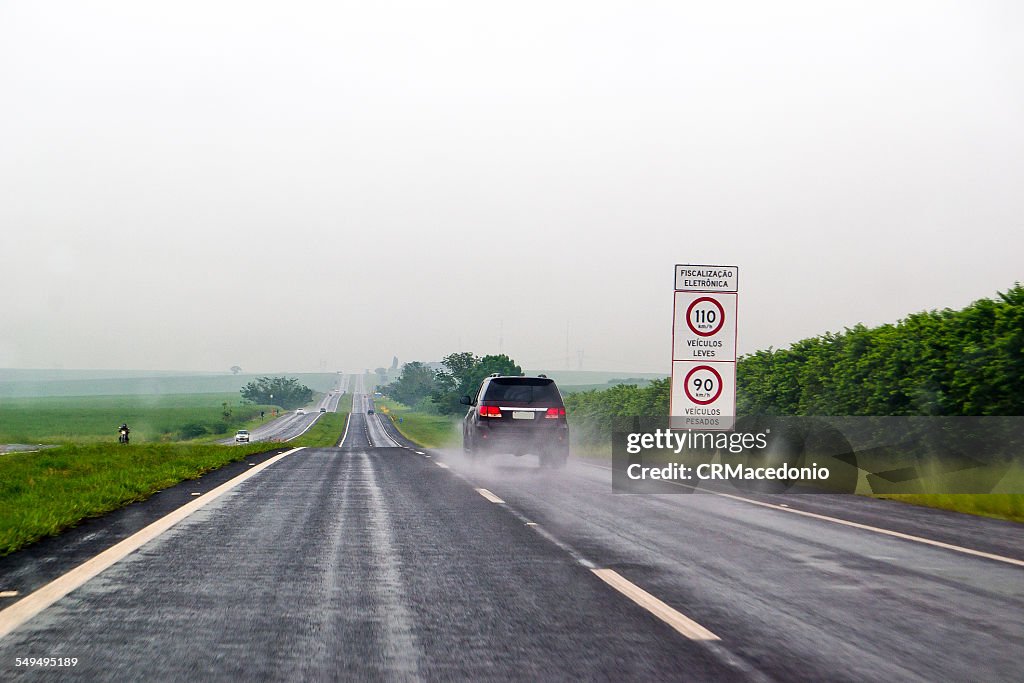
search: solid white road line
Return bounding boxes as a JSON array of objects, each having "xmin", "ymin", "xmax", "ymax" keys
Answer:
[
  {"xmin": 475, "ymin": 488, "xmax": 505, "ymax": 504},
  {"xmin": 576, "ymin": 462, "xmax": 1024, "ymax": 568},
  {"xmin": 435, "ymin": 462, "xmax": 450, "ymax": 469},
  {"xmin": 592, "ymin": 568, "xmax": 720, "ymax": 641},
  {"xmin": 707, "ymin": 489, "xmax": 1024, "ymax": 568},
  {"xmin": 0, "ymin": 447, "xmax": 305, "ymax": 640},
  {"xmin": 373, "ymin": 414, "xmax": 403, "ymax": 447},
  {"xmin": 337, "ymin": 413, "xmax": 352, "ymax": 448}
]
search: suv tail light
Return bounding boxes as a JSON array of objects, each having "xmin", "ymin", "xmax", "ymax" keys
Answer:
[
  {"xmin": 479, "ymin": 405, "xmax": 502, "ymax": 418},
  {"xmin": 545, "ymin": 407, "xmax": 566, "ymax": 419}
]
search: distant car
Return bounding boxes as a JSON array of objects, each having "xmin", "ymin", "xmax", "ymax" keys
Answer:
[
  {"xmin": 296, "ymin": 409, "xmax": 306, "ymax": 415},
  {"xmin": 461, "ymin": 375, "xmax": 569, "ymax": 468},
  {"xmin": 319, "ymin": 407, "xmax": 327, "ymax": 413},
  {"xmin": 234, "ymin": 429, "xmax": 250, "ymax": 443},
  {"xmin": 367, "ymin": 409, "xmax": 374, "ymax": 414}
]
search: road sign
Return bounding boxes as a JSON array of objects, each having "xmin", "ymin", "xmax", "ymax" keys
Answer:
[
  {"xmin": 684, "ymin": 364, "xmax": 723, "ymax": 404},
  {"xmin": 672, "ymin": 291, "xmax": 737, "ymax": 361},
  {"xmin": 670, "ymin": 264, "xmax": 738, "ymax": 430},
  {"xmin": 670, "ymin": 361, "xmax": 736, "ymax": 430},
  {"xmin": 674, "ymin": 264, "xmax": 738, "ymax": 292}
]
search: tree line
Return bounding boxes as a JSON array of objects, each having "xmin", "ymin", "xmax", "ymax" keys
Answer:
[
  {"xmin": 239, "ymin": 376, "xmax": 313, "ymax": 410},
  {"xmin": 382, "ymin": 353, "xmax": 521, "ymax": 414},
  {"xmin": 562, "ymin": 284, "xmax": 1023, "ymax": 446},
  {"xmin": 737, "ymin": 284, "xmax": 1023, "ymax": 416}
]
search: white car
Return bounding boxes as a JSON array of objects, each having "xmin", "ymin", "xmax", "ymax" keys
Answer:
[
  {"xmin": 295, "ymin": 409, "xmax": 306, "ymax": 415},
  {"xmin": 234, "ymin": 429, "xmax": 250, "ymax": 443}
]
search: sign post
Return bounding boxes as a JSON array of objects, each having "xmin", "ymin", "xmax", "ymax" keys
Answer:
[{"xmin": 671, "ymin": 264, "xmax": 738, "ymax": 430}]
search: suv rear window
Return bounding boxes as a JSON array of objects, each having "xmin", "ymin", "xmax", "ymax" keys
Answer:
[{"xmin": 483, "ymin": 378, "xmax": 561, "ymax": 404}]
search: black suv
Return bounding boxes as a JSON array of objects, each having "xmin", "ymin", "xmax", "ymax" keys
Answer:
[{"xmin": 461, "ymin": 375, "xmax": 569, "ymax": 468}]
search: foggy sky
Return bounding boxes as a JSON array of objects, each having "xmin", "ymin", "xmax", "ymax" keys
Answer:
[{"xmin": 2, "ymin": 1, "xmax": 1022, "ymax": 374}]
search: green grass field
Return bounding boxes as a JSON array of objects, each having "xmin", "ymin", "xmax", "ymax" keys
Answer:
[
  {"xmin": 376, "ymin": 400, "xmax": 459, "ymax": 449},
  {"xmin": 0, "ymin": 388, "xmax": 355, "ymax": 556},
  {"xmin": 0, "ymin": 394, "xmax": 281, "ymax": 443},
  {"xmin": 0, "ymin": 442, "xmax": 284, "ymax": 555}
]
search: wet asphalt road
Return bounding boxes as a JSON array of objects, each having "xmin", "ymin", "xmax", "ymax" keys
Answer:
[{"xmin": 0, "ymin": 388, "xmax": 1022, "ymax": 681}]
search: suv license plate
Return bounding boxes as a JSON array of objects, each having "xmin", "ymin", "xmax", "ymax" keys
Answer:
[{"xmin": 512, "ymin": 411, "xmax": 535, "ymax": 420}]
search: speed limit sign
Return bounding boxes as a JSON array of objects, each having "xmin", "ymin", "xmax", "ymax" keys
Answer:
[
  {"xmin": 687, "ymin": 297, "xmax": 725, "ymax": 336},
  {"xmin": 670, "ymin": 264, "xmax": 738, "ymax": 430},
  {"xmin": 671, "ymin": 361, "xmax": 735, "ymax": 429},
  {"xmin": 672, "ymin": 291, "xmax": 737, "ymax": 361},
  {"xmin": 683, "ymin": 365, "xmax": 723, "ymax": 404}
]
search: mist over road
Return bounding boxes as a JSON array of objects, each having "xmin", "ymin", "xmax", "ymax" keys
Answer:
[{"xmin": 1, "ymin": 383, "xmax": 1021, "ymax": 681}]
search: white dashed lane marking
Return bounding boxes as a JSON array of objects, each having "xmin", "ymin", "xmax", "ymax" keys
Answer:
[
  {"xmin": 592, "ymin": 569, "xmax": 720, "ymax": 641},
  {"xmin": 475, "ymin": 488, "xmax": 505, "ymax": 504}
]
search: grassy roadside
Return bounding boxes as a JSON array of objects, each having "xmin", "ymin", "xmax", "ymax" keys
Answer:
[
  {"xmin": 375, "ymin": 399, "xmax": 459, "ymax": 449},
  {"xmin": 578, "ymin": 451, "xmax": 1024, "ymax": 523},
  {"xmin": 567, "ymin": 444, "xmax": 1023, "ymax": 523},
  {"xmin": 0, "ymin": 393, "xmax": 279, "ymax": 444},
  {"xmin": 0, "ymin": 442, "xmax": 284, "ymax": 556},
  {"xmin": 565, "ymin": 433, "xmax": 1024, "ymax": 524},
  {"xmin": 0, "ymin": 393, "xmax": 355, "ymax": 556},
  {"xmin": 873, "ymin": 494, "xmax": 1024, "ymax": 524},
  {"xmin": 569, "ymin": 443, "xmax": 611, "ymax": 461}
]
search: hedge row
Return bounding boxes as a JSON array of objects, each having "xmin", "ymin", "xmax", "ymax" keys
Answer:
[{"xmin": 564, "ymin": 285, "xmax": 1023, "ymax": 445}]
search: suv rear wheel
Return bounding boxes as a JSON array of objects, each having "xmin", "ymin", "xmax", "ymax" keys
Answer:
[{"xmin": 540, "ymin": 448, "xmax": 568, "ymax": 469}]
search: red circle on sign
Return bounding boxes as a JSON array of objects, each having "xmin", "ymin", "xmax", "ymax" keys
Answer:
[
  {"xmin": 683, "ymin": 365, "xmax": 723, "ymax": 405},
  {"xmin": 686, "ymin": 297, "xmax": 726, "ymax": 337}
]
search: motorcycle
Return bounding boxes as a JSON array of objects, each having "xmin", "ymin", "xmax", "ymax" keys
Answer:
[{"xmin": 118, "ymin": 428, "xmax": 130, "ymax": 445}]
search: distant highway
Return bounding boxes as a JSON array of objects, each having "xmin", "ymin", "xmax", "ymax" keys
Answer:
[
  {"xmin": 1, "ymin": 380, "xmax": 1022, "ymax": 680},
  {"xmin": 219, "ymin": 374, "xmax": 350, "ymax": 444}
]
